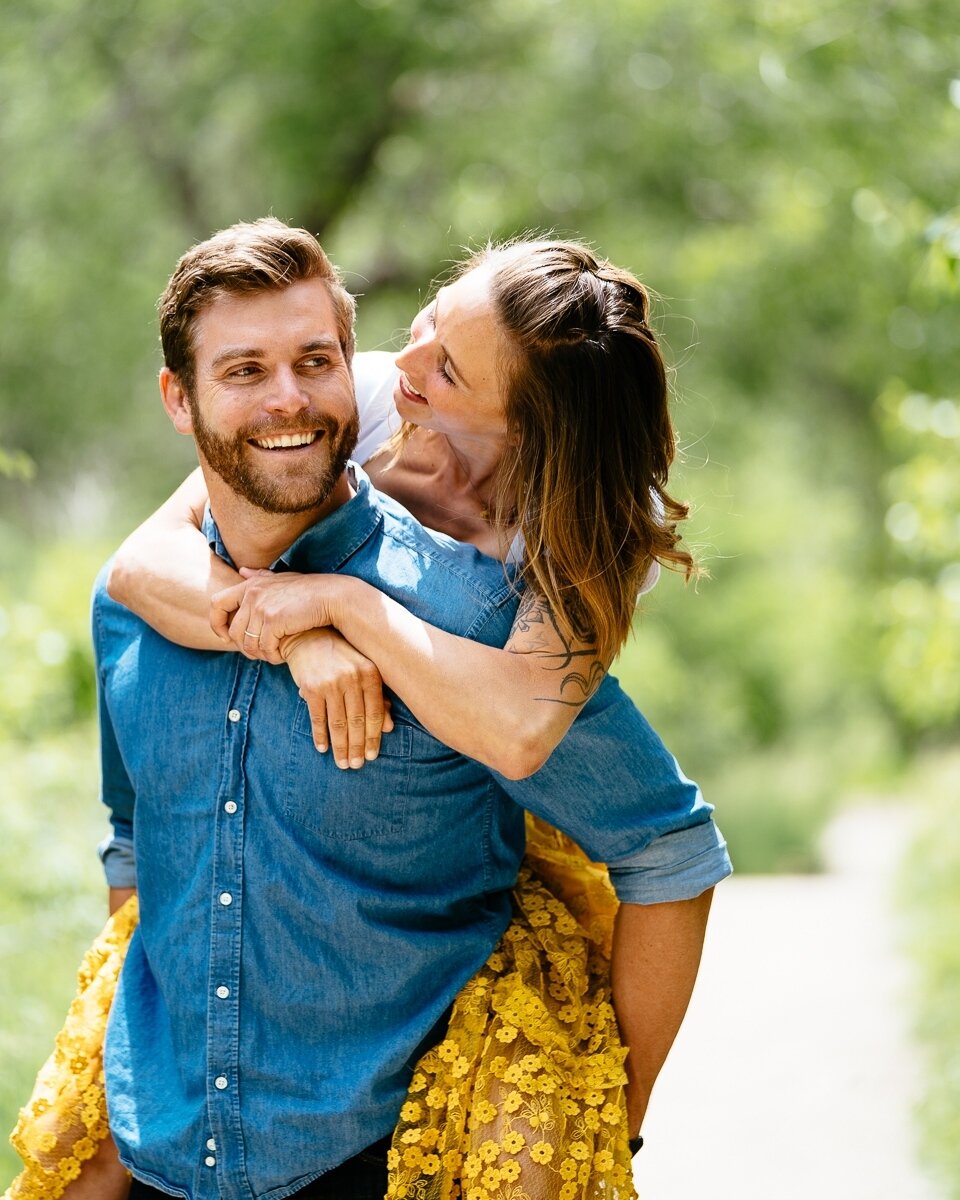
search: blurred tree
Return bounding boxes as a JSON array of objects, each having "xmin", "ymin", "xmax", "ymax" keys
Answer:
[{"xmin": 1, "ymin": 0, "xmax": 958, "ymax": 861}]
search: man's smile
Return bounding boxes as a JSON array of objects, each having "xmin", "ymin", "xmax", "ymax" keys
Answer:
[{"xmin": 249, "ymin": 431, "xmax": 322, "ymax": 451}]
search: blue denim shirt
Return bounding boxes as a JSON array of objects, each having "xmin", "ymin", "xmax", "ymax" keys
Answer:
[{"xmin": 96, "ymin": 467, "xmax": 729, "ymax": 1200}]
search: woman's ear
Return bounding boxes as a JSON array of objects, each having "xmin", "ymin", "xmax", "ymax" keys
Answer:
[{"xmin": 159, "ymin": 367, "xmax": 194, "ymax": 435}]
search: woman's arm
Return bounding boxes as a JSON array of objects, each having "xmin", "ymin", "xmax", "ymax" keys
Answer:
[
  {"xmin": 107, "ymin": 472, "xmax": 393, "ymax": 766},
  {"xmin": 212, "ymin": 573, "xmax": 609, "ymax": 779},
  {"xmin": 107, "ymin": 468, "xmax": 236, "ymax": 650}
]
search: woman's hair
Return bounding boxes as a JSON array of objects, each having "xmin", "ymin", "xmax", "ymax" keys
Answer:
[{"xmin": 397, "ymin": 237, "xmax": 697, "ymax": 664}]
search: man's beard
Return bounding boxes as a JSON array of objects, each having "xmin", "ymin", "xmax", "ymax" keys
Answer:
[{"xmin": 189, "ymin": 401, "xmax": 360, "ymax": 514}]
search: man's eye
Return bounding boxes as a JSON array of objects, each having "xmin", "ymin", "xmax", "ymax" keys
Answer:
[
  {"xmin": 302, "ymin": 356, "xmax": 330, "ymax": 369},
  {"xmin": 230, "ymin": 365, "xmax": 260, "ymax": 378}
]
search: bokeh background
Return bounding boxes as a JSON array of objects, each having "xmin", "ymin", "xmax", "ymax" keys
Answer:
[{"xmin": 1, "ymin": 0, "xmax": 958, "ymax": 1190}]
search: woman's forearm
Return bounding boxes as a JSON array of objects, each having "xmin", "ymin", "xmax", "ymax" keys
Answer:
[
  {"xmin": 107, "ymin": 469, "xmax": 239, "ymax": 651},
  {"xmin": 611, "ymin": 890, "xmax": 714, "ymax": 1134},
  {"xmin": 324, "ymin": 577, "xmax": 588, "ymax": 778}
]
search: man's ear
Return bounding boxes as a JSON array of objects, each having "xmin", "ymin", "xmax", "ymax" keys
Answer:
[{"xmin": 159, "ymin": 367, "xmax": 194, "ymax": 435}]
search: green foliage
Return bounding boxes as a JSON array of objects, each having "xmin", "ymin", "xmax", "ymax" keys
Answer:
[
  {"xmin": 0, "ymin": 540, "xmax": 106, "ymax": 740},
  {"xmin": 0, "ymin": 728, "xmax": 106, "ymax": 1185},
  {"xmin": 0, "ymin": 0, "xmax": 958, "ymax": 1165},
  {"xmin": 900, "ymin": 753, "xmax": 960, "ymax": 1200}
]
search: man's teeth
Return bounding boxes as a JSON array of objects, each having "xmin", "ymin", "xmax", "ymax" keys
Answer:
[{"xmin": 253, "ymin": 432, "xmax": 318, "ymax": 449}]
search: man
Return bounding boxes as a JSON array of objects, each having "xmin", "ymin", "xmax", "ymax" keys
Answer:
[{"xmin": 95, "ymin": 219, "xmax": 729, "ymax": 1199}]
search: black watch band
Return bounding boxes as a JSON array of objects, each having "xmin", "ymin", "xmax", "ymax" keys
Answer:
[{"xmin": 628, "ymin": 1134, "xmax": 644, "ymax": 1156}]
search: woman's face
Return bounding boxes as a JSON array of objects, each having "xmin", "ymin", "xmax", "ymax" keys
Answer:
[{"xmin": 393, "ymin": 264, "xmax": 510, "ymax": 446}]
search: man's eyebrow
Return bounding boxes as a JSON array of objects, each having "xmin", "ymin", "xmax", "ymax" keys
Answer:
[
  {"xmin": 299, "ymin": 337, "xmax": 342, "ymax": 356},
  {"xmin": 433, "ymin": 297, "xmax": 470, "ymax": 388},
  {"xmin": 210, "ymin": 346, "xmax": 265, "ymax": 371}
]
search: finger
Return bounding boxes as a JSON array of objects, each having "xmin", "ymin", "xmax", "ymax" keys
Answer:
[
  {"xmin": 325, "ymin": 696, "xmax": 350, "ymax": 769},
  {"xmin": 239, "ymin": 567, "xmax": 273, "ymax": 578},
  {"xmin": 360, "ymin": 676, "xmax": 387, "ymax": 763},
  {"xmin": 344, "ymin": 679, "xmax": 369, "ymax": 770},
  {"xmin": 381, "ymin": 697, "xmax": 395, "ymax": 734},
  {"xmin": 259, "ymin": 622, "xmax": 285, "ymax": 664},
  {"xmin": 301, "ymin": 690, "xmax": 328, "ymax": 754},
  {"xmin": 229, "ymin": 596, "xmax": 261, "ymax": 659},
  {"xmin": 210, "ymin": 582, "xmax": 247, "ymax": 641}
]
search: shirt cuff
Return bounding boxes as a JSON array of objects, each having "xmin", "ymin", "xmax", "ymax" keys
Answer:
[
  {"xmin": 606, "ymin": 820, "xmax": 733, "ymax": 904},
  {"xmin": 98, "ymin": 834, "xmax": 137, "ymax": 889}
]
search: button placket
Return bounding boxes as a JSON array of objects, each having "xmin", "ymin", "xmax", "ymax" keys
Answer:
[{"xmin": 207, "ymin": 662, "xmax": 258, "ymax": 1183}]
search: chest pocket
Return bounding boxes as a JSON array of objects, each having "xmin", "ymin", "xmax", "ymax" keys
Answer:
[{"xmin": 284, "ymin": 704, "xmax": 413, "ymax": 840}]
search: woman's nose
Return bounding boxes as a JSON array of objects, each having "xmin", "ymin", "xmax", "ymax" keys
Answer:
[{"xmin": 395, "ymin": 334, "xmax": 429, "ymax": 376}]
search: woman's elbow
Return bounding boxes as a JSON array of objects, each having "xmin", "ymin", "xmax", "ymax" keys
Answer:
[
  {"xmin": 105, "ymin": 554, "xmax": 135, "ymax": 606},
  {"xmin": 487, "ymin": 728, "xmax": 560, "ymax": 780}
]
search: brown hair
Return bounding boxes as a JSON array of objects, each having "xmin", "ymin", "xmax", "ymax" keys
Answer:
[
  {"xmin": 427, "ymin": 238, "xmax": 696, "ymax": 664},
  {"xmin": 158, "ymin": 218, "xmax": 356, "ymax": 394}
]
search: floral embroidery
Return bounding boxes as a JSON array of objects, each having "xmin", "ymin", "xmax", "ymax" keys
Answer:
[{"xmin": 4, "ymin": 896, "xmax": 139, "ymax": 1200}]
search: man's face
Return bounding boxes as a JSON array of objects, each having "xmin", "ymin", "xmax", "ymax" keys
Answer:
[{"xmin": 182, "ymin": 280, "xmax": 359, "ymax": 514}]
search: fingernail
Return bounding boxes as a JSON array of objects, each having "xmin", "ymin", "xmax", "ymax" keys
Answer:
[
  {"xmin": 315, "ymin": 744, "xmax": 327, "ymax": 753},
  {"xmin": 349, "ymin": 757, "xmax": 364, "ymax": 769},
  {"xmin": 364, "ymin": 749, "xmax": 378, "ymax": 761},
  {"xmin": 335, "ymin": 759, "xmax": 349, "ymax": 770}
]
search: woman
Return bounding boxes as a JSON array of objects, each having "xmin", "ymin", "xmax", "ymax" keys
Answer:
[{"xmin": 7, "ymin": 235, "xmax": 724, "ymax": 1200}]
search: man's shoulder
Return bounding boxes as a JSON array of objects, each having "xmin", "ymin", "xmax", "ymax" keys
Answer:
[{"xmin": 373, "ymin": 493, "xmax": 517, "ymax": 608}]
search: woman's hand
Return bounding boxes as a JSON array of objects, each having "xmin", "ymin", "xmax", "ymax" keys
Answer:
[
  {"xmin": 210, "ymin": 571, "xmax": 336, "ymax": 663},
  {"xmin": 280, "ymin": 628, "xmax": 394, "ymax": 768}
]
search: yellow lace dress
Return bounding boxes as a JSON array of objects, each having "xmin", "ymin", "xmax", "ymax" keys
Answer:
[{"xmin": 4, "ymin": 817, "xmax": 637, "ymax": 1200}]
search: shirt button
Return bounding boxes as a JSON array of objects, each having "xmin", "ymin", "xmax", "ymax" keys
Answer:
[
  {"xmin": 214, "ymin": 1076, "xmax": 228, "ymax": 1090},
  {"xmin": 205, "ymin": 1155, "xmax": 216, "ymax": 1167},
  {"xmin": 227, "ymin": 709, "xmax": 241, "ymax": 723},
  {"xmin": 224, "ymin": 801, "xmax": 238, "ymax": 814},
  {"xmin": 219, "ymin": 892, "xmax": 233, "ymax": 906},
  {"xmin": 216, "ymin": 985, "xmax": 230, "ymax": 999},
  {"xmin": 206, "ymin": 1138, "xmax": 217, "ymax": 1151}
]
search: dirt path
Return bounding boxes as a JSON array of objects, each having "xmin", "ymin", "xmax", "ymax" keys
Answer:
[{"xmin": 633, "ymin": 806, "xmax": 943, "ymax": 1200}]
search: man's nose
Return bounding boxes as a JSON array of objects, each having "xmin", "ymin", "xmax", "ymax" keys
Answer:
[{"xmin": 264, "ymin": 366, "xmax": 309, "ymax": 415}]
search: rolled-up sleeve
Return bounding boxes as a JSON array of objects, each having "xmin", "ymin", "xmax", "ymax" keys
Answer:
[
  {"xmin": 606, "ymin": 822, "xmax": 731, "ymax": 904},
  {"xmin": 495, "ymin": 672, "xmax": 732, "ymax": 900}
]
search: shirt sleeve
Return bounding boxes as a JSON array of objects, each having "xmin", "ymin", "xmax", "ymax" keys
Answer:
[
  {"xmin": 493, "ymin": 672, "xmax": 732, "ymax": 900},
  {"xmin": 605, "ymin": 823, "xmax": 731, "ymax": 904},
  {"xmin": 352, "ymin": 351, "xmax": 400, "ymax": 466},
  {"xmin": 93, "ymin": 568, "xmax": 138, "ymax": 888}
]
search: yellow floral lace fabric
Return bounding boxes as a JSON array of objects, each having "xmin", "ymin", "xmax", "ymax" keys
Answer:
[
  {"xmin": 6, "ymin": 818, "xmax": 635, "ymax": 1200},
  {"xmin": 4, "ymin": 895, "xmax": 139, "ymax": 1200},
  {"xmin": 386, "ymin": 815, "xmax": 636, "ymax": 1200}
]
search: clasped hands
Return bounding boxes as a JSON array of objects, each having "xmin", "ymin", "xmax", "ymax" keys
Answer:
[{"xmin": 210, "ymin": 570, "xmax": 393, "ymax": 769}]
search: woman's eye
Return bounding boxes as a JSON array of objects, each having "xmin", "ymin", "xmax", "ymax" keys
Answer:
[{"xmin": 438, "ymin": 360, "xmax": 454, "ymax": 384}]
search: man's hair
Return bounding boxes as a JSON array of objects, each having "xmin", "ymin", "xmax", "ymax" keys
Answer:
[{"xmin": 158, "ymin": 218, "xmax": 356, "ymax": 395}]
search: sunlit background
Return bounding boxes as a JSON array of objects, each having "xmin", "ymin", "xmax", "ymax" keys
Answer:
[{"xmin": 1, "ymin": 0, "xmax": 958, "ymax": 1191}]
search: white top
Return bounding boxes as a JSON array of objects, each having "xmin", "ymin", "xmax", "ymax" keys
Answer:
[{"xmin": 351, "ymin": 350, "xmax": 660, "ymax": 595}]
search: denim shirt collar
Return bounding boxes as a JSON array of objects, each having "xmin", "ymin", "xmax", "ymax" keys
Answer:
[{"xmin": 201, "ymin": 463, "xmax": 384, "ymax": 574}]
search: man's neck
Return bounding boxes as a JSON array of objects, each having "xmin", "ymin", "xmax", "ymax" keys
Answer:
[{"xmin": 204, "ymin": 470, "xmax": 355, "ymax": 569}]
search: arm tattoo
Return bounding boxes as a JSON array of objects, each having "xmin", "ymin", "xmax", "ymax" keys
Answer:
[{"xmin": 506, "ymin": 591, "xmax": 605, "ymax": 708}]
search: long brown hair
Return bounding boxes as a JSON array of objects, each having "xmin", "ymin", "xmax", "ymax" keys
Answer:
[{"xmin": 398, "ymin": 238, "xmax": 697, "ymax": 663}]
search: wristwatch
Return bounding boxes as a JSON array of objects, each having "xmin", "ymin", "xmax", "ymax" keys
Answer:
[{"xmin": 629, "ymin": 1134, "xmax": 644, "ymax": 1156}]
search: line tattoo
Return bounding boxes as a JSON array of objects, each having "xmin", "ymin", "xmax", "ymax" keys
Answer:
[{"xmin": 506, "ymin": 591, "xmax": 605, "ymax": 708}]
